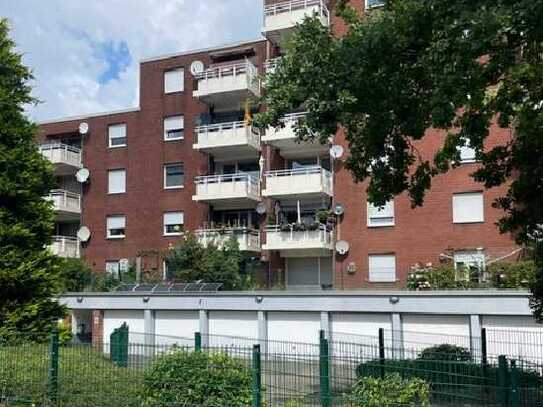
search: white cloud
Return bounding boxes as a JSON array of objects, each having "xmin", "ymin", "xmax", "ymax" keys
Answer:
[{"xmin": 0, "ymin": 0, "xmax": 263, "ymax": 121}]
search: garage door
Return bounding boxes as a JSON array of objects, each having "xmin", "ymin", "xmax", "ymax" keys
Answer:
[{"xmin": 155, "ymin": 311, "xmax": 199, "ymax": 346}]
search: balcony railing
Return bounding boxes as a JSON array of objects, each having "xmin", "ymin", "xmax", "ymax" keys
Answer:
[
  {"xmin": 50, "ymin": 236, "xmax": 80, "ymax": 258},
  {"xmin": 195, "ymin": 227, "xmax": 261, "ymax": 252},
  {"xmin": 263, "ymin": 112, "xmax": 307, "ymax": 141},
  {"xmin": 47, "ymin": 189, "xmax": 81, "ymax": 214},
  {"xmin": 263, "ymin": 0, "xmax": 330, "ymax": 42},
  {"xmin": 193, "ymin": 61, "xmax": 260, "ymax": 101},
  {"xmin": 193, "ymin": 173, "xmax": 261, "ymax": 203},
  {"xmin": 263, "ymin": 223, "xmax": 333, "ymax": 252},
  {"xmin": 39, "ymin": 143, "xmax": 82, "ymax": 171},
  {"xmin": 263, "ymin": 166, "xmax": 333, "ymax": 198},
  {"xmin": 194, "ymin": 121, "xmax": 260, "ymax": 154}
]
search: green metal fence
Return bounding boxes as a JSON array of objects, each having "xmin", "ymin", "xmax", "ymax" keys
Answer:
[{"xmin": 1, "ymin": 329, "xmax": 542, "ymax": 406}]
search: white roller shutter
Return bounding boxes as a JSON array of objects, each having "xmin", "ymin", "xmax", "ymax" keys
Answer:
[
  {"xmin": 453, "ymin": 192, "xmax": 484, "ymax": 223},
  {"xmin": 368, "ymin": 254, "xmax": 396, "ymax": 282},
  {"xmin": 108, "ymin": 170, "xmax": 126, "ymax": 194},
  {"xmin": 164, "ymin": 68, "xmax": 184, "ymax": 93}
]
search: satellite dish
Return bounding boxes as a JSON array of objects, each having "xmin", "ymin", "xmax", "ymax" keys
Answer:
[
  {"xmin": 333, "ymin": 203, "xmax": 345, "ymax": 216},
  {"xmin": 335, "ymin": 240, "xmax": 350, "ymax": 255},
  {"xmin": 330, "ymin": 145, "xmax": 344, "ymax": 159},
  {"xmin": 77, "ymin": 226, "xmax": 91, "ymax": 242},
  {"xmin": 256, "ymin": 202, "xmax": 267, "ymax": 215},
  {"xmin": 79, "ymin": 122, "xmax": 89, "ymax": 135},
  {"xmin": 76, "ymin": 168, "xmax": 90, "ymax": 183},
  {"xmin": 190, "ymin": 60, "xmax": 205, "ymax": 75}
]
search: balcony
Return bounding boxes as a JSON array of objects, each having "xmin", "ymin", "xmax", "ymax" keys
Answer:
[
  {"xmin": 193, "ymin": 173, "xmax": 261, "ymax": 209},
  {"xmin": 195, "ymin": 228, "xmax": 261, "ymax": 252},
  {"xmin": 263, "ymin": 166, "xmax": 332, "ymax": 200},
  {"xmin": 47, "ymin": 189, "xmax": 81, "ymax": 221},
  {"xmin": 194, "ymin": 121, "xmax": 261, "ymax": 160},
  {"xmin": 39, "ymin": 144, "xmax": 82, "ymax": 175},
  {"xmin": 263, "ymin": 224, "xmax": 333, "ymax": 257},
  {"xmin": 193, "ymin": 61, "xmax": 260, "ymax": 109},
  {"xmin": 262, "ymin": 112, "xmax": 329, "ymax": 157},
  {"xmin": 263, "ymin": 0, "xmax": 330, "ymax": 45},
  {"xmin": 50, "ymin": 236, "xmax": 80, "ymax": 258}
]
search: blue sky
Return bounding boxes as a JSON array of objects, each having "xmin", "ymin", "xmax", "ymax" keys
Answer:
[{"xmin": 0, "ymin": 0, "xmax": 263, "ymax": 122}]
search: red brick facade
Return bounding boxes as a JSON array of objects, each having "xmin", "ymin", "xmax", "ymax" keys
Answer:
[{"xmin": 38, "ymin": 0, "xmax": 518, "ymax": 288}]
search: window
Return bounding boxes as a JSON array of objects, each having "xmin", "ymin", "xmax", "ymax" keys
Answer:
[
  {"xmin": 108, "ymin": 124, "xmax": 127, "ymax": 148},
  {"xmin": 366, "ymin": 0, "xmax": 385, "ymax": 8},
  {"xmin": 164, "ymin": 68, "xmax": 184, "ymax": 93},
  {"xmin": 458, "ymin": 140, "xmax": 477, "ymax": 163},
  {"xmin": 108, "ymin": 169, "xmax": 126, "ymax": 194},
  {"xmin": 105, "ymin": 261, "xmax": 120, "ymax": 278},
  {"xmin": 164, "ymin": 115, "xmax": 184, "ymax": 140},
  {"xmin": 368, "ymin": 254, "xmax": 397, "ymax": 282},
  {"xmin": 452, "ymin": 192, "xmax": 484, "ymax": 223},
  {"xmin": 367, "ymin": 200, "xmax": 395, "ymax": 227},
  {"xmin": 164, "ymin": 163, "xmax": 184, "ymax": 189},
  {"xmin": 164, "ymin": 212, "xmax": 184, "ymax": 236},
  {"xmin": 107, "ymin": 215, "xmax": 126, "ymax": 238},
  {"xmin": 454, "ymin": 250, "xmax": 486, "ymax": 282}
]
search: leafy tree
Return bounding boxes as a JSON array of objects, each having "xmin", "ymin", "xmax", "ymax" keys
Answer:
[
  {"xmin": 0, "ymin": 18, "xmax": 65, "ymax": 338},
  {"xmin": 164, "ymin": 232, "xmax": 251, "ymax": 290},
  {"xmin": 256, "ymin": 0, "xmax": 543, "ymax": 317},
  {"xmin": 58, "ymin": 258, "xmax": 93, "ymax": 292}
]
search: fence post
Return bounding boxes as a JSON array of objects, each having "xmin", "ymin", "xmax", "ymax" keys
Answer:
[
  {"xmin": 481, "ymin": 328, "xmax": 488, "ymax": 366},
  {"xmin": 195, "ymin": 332, "xmax": 202, "ymax": 352},
  {"xmin": 378, "ymin": 328, "xmax": 386, "ymax": 379},
  {"xmin": 47, "ymin": 328, "xmax": 59, "ymax": 402},
  {"xmin": 110, "ymin": 323, "xmax": 129, "ymax": 367},
  {"xmin": 497, "ymin": 355, "xmax": 509, "ymax": 407},
  {"xmin": 319, "ymin": 330, "xmax": 331, "ymax": 407},
  {"xmin": 509, "ymin": 359, "xmax": 519, "ymax": 407},
  {"xmin": 252, "ymin": 344, "xmax": 262, "ymax": 407}
]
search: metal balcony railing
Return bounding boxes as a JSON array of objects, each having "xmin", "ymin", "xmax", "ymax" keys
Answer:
[
  {"xmin": 195, "ymin": 121, "xmax": 260, "ymax": 147},
  {"xmin": 264, "ymin": 223, "xmax": 333, "ymax": 249},
  {"xmin": 50, "ymin": 236, "xmax": 80, "ymax": 258},
  {"xmin": 47, "ymin": 189, "xmax": 81, "ymax": 213},
  {"xmin": 194, "ymin": 173, "xmax": 261, "ymax": 198},
  {"xmin": 195, "ymin": 227, "xmax": 261, "ymax": 251},
  {"xmin": 39, "ymin": 143, "xmax": 82, "ymax": 168},
  {"xmin": 264, "ymin": 0, "xmax": 330, "ymax": 20}
]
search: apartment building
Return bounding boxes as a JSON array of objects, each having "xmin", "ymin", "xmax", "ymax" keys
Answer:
[{"xmin": 37, "ymin": 0, "xmax": 519, "ymax": 289}]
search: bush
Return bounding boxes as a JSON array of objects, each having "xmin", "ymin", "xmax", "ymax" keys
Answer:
[
  {"xmin": 58, "ymin": 258, "xmax": 92, "ymax": 292},
  {"xmin": 487, "ymin": 261, "xmax": 536, "ymax": 289},
  {"xmin": 417, "ymin": 344, "xmax": 471, "ymax": 362},
  {"xmin": 345, "ymin": 373, "xmax": 430, "ymax": 407},
  {"xmin": 141, "ymin": 349, "xmax": 254, "ymax": 407}
]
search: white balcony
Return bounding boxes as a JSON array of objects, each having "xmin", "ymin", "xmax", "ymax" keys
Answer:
[
  {"xmin": 193, "ymin": 173, "xmax": 261, "ymax": 209},
  {"xmin": 263, "ymin": 0, "xmax": 330, "ymax": 45},
  {"xmin": 262, "ymin": 112, "xmax": 329, "ymax": 157},
  {"xmin": 50, "ymin": 236, "xmax": 80, "ymax": 258},
  {"xmin": 39, "ymin": 144, "xmax": 82, "ymax": 175},
  {"xmin": 47, "ymin": 189, "xmax": 81, "ymax": 221},
  {"xmin": 263, "ymin": 224, "xmax": 333, "ymax": 257},
  {"xmin": 263, "ymin": 166, "xmax": 332, "ymax": 200},
  {"xmin": 195, "ymin": 228, "xmax": 261, "ymax": 252},
  {"xmin": 193, "ymin": 61, "xmax": 260, "ymax": 109},
  {"xmin": 194, "ymin": 121, "xmax": 261, "ymax": 159}
]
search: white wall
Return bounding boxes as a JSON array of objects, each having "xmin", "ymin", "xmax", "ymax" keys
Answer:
[
  {"xmin": 483, "ymin": 315, "xmax": 543, "ymax": 360},
  {"xmin": 103, "ymin": 310, "xmax": 144, "ymax": 344},
  {"xmin": 402, "ymin": 315, "xmax": 471, "ymax": 353},
  {"xmin": 208, "ymin": 311, "xmax": 258, "ymax": 348},
  {"xmin": 155, "ymin": 310, "xmax": 199, "ymax": 346}
]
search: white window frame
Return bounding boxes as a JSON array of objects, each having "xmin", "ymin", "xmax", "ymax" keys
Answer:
[
  {"xmin": 107, "ymin": 169, "xmax": 126, "ymax": 194},
  {"xmin": 106, "ymin": 215, "xmax": 126, "ymax": 239},
  {"xmin": 163, "ymin": 211, "xmax": 184, "ymax": 236},
  {"xmin": 108, "ymin": 123, "xmax": 127, "ymax": 148},
  {"xmin": 164, "ymin": 163, "xmax": 184, "ymax": 189},
  {"xmin": 105, "ymin": 260, "xmax": 120, "ymax": 278},
  {"xmin": 368, "ymin": 254, "xmax": 397, "ymax": 283},
  {"xmin": 452, "ymin": 192, "xmax": 484, "ymax": 224},
  {"xmin": 458, "ymin": 140, "xmax": 477, "ymax": 164},
  {"xmin": 366, "ymin": 0, "xmax": 385, "ymax": 9},
  {"xmin": 367, "ymin": 200, "xmax": 395, "ymax": 227},
  {"xmin": 164, "ymin": 115, "xmax": 184, "ymax": 141},
  {"xmin": 454, "ymin": 250, "xmax": 486, "ymax": 281},
  {"xmin": 164, "ymin": 68, "xmax": 184, "ymax": 94}
]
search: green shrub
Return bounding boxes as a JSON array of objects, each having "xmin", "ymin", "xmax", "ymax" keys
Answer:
[
  {"xmin": 417, "ymin": 344, "xmax": 471, "ymax": 361},
  {"xmin": 141, "ymin": 349, "xmax": 254, "ymax": 407},
  {"xmin": 487, "ymin": 261, "xmax": 536, "ymax": 288},
  {"xmin": 58, "ymin": 258, "xmax": 92, "ymax": 292},
  {"xmin": 345, "ymin": 373, "xmax": 430, "ymax": 407}
]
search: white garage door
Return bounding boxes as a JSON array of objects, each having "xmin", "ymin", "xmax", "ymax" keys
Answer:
[
  {"xmin": 402, "ymin": 315, "xmax": 470, "ymax": 353},
  {"xmin": 331, "ymin": 313, "xmax": 391, "ymax": 345},
  {"xmin": 155, "ymin": 311, "xmax": 199, "ymax": 346},
  {"xmin": 209, "ymin": 311, "xmax": 258, "ymax": 347},
  {"xmin": 103, "ymin": 310, "xmax": 144, "ymax": 345},
  {"xmin": 268, "ymin": 311, "xmax": 321, "ymax": 356}
]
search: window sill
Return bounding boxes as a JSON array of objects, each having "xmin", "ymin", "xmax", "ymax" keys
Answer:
[
  {"xmin": 164, "ymin": 137, "xmax": 185, "ymax": 142},
  {"xmin": 453, "ymin": 221, "xmax": 485, "ymax": 225},
  {"xmin": 106, "ymin": 236, "xmax": 125, "ymax": 240},
  {"xmin": 164, "ymin": 233, "xmax": 183, "ymax": 237},
  {"xmin": 367, "ymin": 223, "xmax": 395, "ymax": 228},
  {"xmin": 107, "ymin": 192, "xmax": 126, "ymax": 195},
  {"xmin": 108, "ymin": 145, "xmax": 127, "ymax": 149},
  {"xmin": 164, "ymin": 90, "xmax": 184, "ymax": 95},
  {"xmin": 164, "ymin": 185, "xmax": 184, "ymax": 190}
]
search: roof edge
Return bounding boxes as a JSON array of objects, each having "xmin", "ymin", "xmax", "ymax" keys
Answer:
[{"xmin": 37, "ymin": 107, "xmax": 140, "ymax": 125}]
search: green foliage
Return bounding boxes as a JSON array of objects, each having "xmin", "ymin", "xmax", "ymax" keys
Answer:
[
  {"xmin": 255, "ymin": 1, "xmax": 543, "ymax": 316},
  {"xmin": 58, "ymin": 258, "xmax": 92, "ymax": 292},
  {"xmin": 345, "ymin": 373, "xmax": 430, "ymax": 407},
  {"xmin": 417, "ymin": 344, "xmax": 471, "ymax": 362},
  {"xmin": 164, "ymin": 232, "xmax": 252, "ymax": 290},
  {"xmin": 141, "ymin": 349, "xmax": 253, "ymax": 407},
  {"xmin": 57, "ymin": 321, "xmax": 73, "ymax": 346},
  {"xmin": 487, "ymin": 260, "xmax": 536, "ymax": 289},
  {"xmin": 406, "ymin": 264, "xmax": 463, "ymax": 290},
  {"xmin": 0, "ymin": 18, "xmax": 66, "ymax": 338}
]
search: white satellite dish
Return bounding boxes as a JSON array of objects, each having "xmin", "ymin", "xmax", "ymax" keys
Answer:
[
  {"xmin": 76, "ymin": 168, "xmax": 90, "ymax": 183},
  {"xmin": 190, "ymin": 60, "xmax": 205, "ymax": 75},
  {"xmin": 335, "ymin": 240, "xmax": 350, "ymax": 255},
  {"xmin": 256, "ymin": 202, "xmax": 267, "ymax": 215},
  {"xmin": 77, "ymin": 226, "xmax": 91, "ymax": 242},
  {"xmin": 79, "ymin": 122, "xmax": 89, "ymax": 135},
  {"xmin": 333, "ymin": 203, "xmax": 345, "ymax": 216},
  {"xmin": 330, "ymin": 145, "xmax": 344, "ymax": 159}
]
